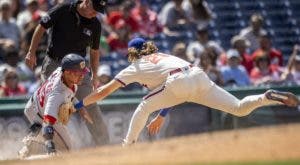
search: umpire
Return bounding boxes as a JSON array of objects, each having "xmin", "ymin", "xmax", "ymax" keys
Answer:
[{"xmin": 25, "ymin": 0, "xmax": 109, "ymax": 146}]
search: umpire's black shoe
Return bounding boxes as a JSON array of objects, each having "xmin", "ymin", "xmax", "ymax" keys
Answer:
[{"xmin": 265, "ymin": 90, "xmax": 300, "ymax": 107}]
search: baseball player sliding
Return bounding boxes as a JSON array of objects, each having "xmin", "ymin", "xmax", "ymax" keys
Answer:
[
  {"xmin": 74, "ymin": 37, "xmax": 300, "ymax": 146},
  {"xmin": 18, "ymin": 54, "xmax": 92, "ymax": 158}
]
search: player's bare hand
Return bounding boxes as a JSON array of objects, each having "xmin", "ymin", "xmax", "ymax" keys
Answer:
[
  {"xmin": 25, "ymin": 51, "xmax": 37, "ymax": 70},
  {"xmin": 147, "ymin": 115, "xmax": 165, "ymax": 135},
  {"xmin": 79, "ymin": 108, "xmax": 94, "ymax": 124}
]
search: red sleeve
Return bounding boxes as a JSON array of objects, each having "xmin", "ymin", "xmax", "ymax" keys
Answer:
[
  {"xmin": 241, "ymin": 54, "xmax": 254, "ymax": 73},
  {"xmin": 43, "ymin": 115, "xmax": 57, "ymax": 125}
]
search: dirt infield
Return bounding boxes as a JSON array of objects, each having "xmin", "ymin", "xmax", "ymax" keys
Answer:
[{"xmin": 2, "ymin": 123, "xmax": 300, "ymax": 165}]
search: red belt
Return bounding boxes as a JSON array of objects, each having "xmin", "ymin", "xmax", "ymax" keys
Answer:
[{"xmin": 169, "ymin": 64, "xmax": 193, "ymax": 75}]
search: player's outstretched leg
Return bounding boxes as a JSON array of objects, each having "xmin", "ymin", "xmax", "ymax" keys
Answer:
[
  {"xmin": 18, "ymin": 122, "xmax": 42, "ymax": 159},
  {"xmin": 191, "ymin": 80, "xmax": 299, "ymax": 117}
]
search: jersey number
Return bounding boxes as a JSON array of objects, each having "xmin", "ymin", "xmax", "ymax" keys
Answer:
[{"xmin": 36, "ymin": 72, "xmax": 58, "ymax": 107}]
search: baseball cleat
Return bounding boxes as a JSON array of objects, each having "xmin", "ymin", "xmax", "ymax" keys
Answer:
[
  {"xmin": 265, "ymin": 90, "xmax": 300, "ymax": 107},
  {"xmin": 122, "ymin": 139, "xmax": 135, "ymax": 147}
]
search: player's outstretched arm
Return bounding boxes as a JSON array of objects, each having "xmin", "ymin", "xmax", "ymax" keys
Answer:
[{"xmin": 75, "ymin": 79, "xmax": 122, "ymax": 109}]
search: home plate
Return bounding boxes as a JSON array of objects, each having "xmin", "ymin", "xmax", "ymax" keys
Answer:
[{"xmin": 24, "ymin": 154, "xmax": 52, "ymax": 160}]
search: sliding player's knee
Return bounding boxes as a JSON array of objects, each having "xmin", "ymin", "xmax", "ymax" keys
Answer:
[
  {"xmin": 24, "ymin": 108, "xmax": 33, "ymax": 119},
  {"xmin": 29, "ymin": 122, "xmax": 42, "ymax": 136},
  {"xmin": 24, "ymin": 108, "xmax": 29, "ymax": 116}
]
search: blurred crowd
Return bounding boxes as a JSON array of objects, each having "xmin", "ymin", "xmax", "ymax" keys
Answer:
[{"xmin": 0, "ymin": 0, "xmax": 299, "ymax": 98}]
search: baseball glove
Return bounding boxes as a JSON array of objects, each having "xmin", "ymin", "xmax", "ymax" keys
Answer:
[{"xmin": 58, "ymin": 102, "xmax": 76, "ymax": 125}]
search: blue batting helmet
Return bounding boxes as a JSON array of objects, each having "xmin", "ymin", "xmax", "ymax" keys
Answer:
[{"xmin": 61, "ymin": 53, "xmax": 89, "ymax": 73}]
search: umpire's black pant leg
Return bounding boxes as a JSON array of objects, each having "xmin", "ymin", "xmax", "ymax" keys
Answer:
[{"xmin": 76, "ymin": 74, "xmax": 109, "ymax": 145}]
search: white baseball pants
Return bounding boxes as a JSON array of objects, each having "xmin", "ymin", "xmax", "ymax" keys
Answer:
[{"xmin": 124, "ymin": 67, "xmax": 280, "ymax": 144}]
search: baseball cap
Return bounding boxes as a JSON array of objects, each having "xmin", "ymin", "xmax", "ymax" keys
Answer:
[
  {"xmin": 0, "ymin": 0, "xmax": 11, "ymax": 9},
  {"xmin": 97, "ymin": 64, "xmax": 111, "ymax": 77},
  {"xmin": 61, "ymin": 53, "xmax": 89, "ymax": 73},
  {"xmin": 226, "ymin": 49, "xmax": 240, "ymax": 59},
  {"xmin": 128, "ymin": 37, "xmax": 146, "ymax": 50},
  {"xmin": 92, "ymin": 0, "xmax": 107, "ymax": 13}
]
